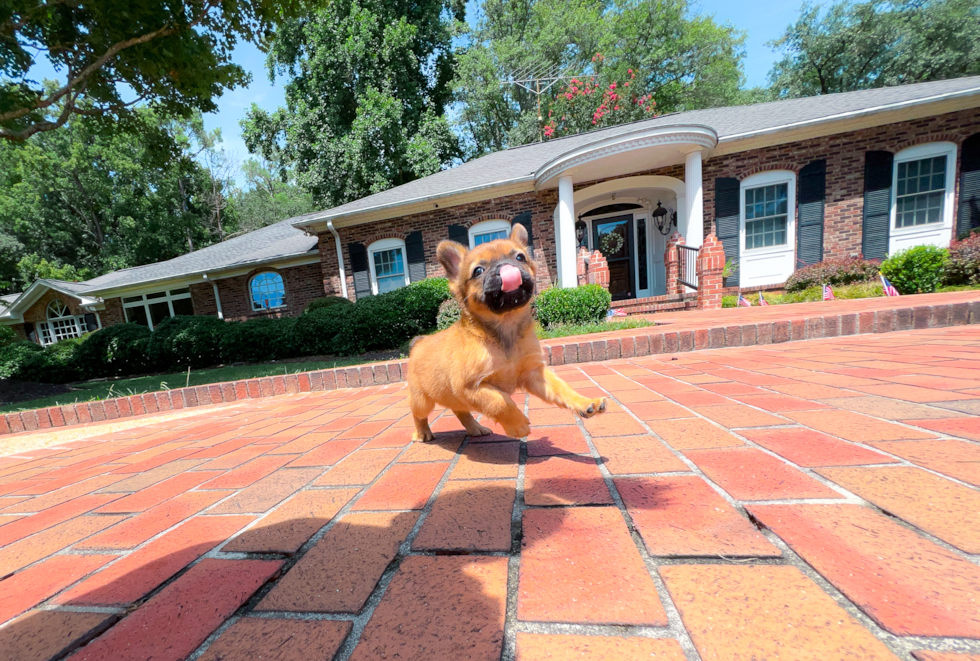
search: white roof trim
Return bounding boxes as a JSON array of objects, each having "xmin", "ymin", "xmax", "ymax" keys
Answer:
[
  {"xmin": 720, "ymin": 84, "xmax": 980, "ymax": 143},
  {"xmin": 533, "ymin": 124, "xmax": 718, "ymax": 189},
  {"xmin": 0, "ymin": 279, "xmax": 100, "ymax": 323}
]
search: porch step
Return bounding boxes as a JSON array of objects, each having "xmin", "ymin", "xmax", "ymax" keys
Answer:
[{"xmin": 614, "ymin": 293, "xmax": 698, "ymax": 316}]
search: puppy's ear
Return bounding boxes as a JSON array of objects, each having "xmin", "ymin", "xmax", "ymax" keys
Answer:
[
  {"xmin": 437, "ymin": 240, "xmax": 467, "ymax": 280},
  {"xmin": 510, "ymin": 222, "xmax": 528, "ymax": 247}
]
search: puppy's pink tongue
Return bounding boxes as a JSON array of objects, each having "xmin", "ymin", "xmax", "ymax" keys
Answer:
[{"xmin": 499, "ymin": 264, "xmax": 523, "ymax": 292}]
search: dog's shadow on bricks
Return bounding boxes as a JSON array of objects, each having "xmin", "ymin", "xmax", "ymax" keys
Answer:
[{"xmin": 0, "ymin": 476, "xmax": 667, "ymax": 660}]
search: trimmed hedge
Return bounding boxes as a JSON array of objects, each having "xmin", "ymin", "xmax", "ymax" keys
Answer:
[
  {"xmin": 74, "ymin": 323, "xmax": 152, "ymax": 378},
  {"xmin": 785, "ymin": 257, "xmax": 881, "ymax": 292},
  {"xmin": 148, "ymin": 315, "xmax": 226, "ymax": 370},
  {"xmin": 880, "ymin": 245, "xmax": 949, "ymax": 294},
  {"xmin": 305, "ymin": 296, "xmax": 353, "ymax": 313},
  {"xmin": 535, "ymin": 285, "xmax": 611, "ymax": 328},
  {"xmin": 436, "ymin": 298, "xmax": 461, "ymax": 330},
  {"xmin": 220, "ymin": 317, "xmax": 301, "ymax": 364}
]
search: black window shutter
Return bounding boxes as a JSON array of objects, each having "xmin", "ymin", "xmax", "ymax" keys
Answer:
[
  {"xmin": 797, "ymin": 160, "xmax": 826, "ymax": 267},
  {"xmin": 862, "ymin": 150, "xmax": 893, "ymax": 260},
  {"xmin": 83, "ymin": 313, "xmax": 98, "ymax": 332},
  {"xmin": 348, "ymin": 242, "xmax": 372, "ymax": 299},
  {"xmin": 714, "ymin": 177, "xmax": 741, "ymax": 287},
  {"xmin": 957, "ymin": 133, "xmax": 980, "ymax": 239},
  {"xmin": 405, "ymin": 231, "xmax": 426, "ymax": 282},
  {"xmin": 511, "ymin": 212, "xmax": 533, "ymax": 250},
  {"xmin": 448, "ymin": 224, "xmax": 468, "ymax": 246},
  {"xmin": 24, "ymin": 322, "xmax": 36, "ymax": 344}
]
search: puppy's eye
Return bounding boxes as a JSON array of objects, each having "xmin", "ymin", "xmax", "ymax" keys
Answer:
[
  {"xmin": 515, "ymin": 253, "xmax": 526, "ymax": 262},
  {"xmin": 472, "ymin": 266, "xmax": 485, "ymax": 278}
]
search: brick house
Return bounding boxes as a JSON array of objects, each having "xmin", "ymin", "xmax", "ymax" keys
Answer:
[{"xmin": 3, "ymin": 76, "xmax": 980, "ymax": 344}]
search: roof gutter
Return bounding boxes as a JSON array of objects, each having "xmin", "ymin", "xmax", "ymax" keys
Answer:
[
  {"xmin": 326, "ymin": 220, "xmax": 348, "ymax": 299},
  {"xmin": 203, "ymin": 274, "xmax": 224, "ymax": 320}
]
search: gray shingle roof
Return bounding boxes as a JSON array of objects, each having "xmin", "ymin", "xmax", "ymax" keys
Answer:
[
  {"xmin": 80, "ymin": 218, "xmax": 318, "ymax": 293},
  {"xmin": 294, "ymin": 75, "xmax": 980, "ymax": 225}
]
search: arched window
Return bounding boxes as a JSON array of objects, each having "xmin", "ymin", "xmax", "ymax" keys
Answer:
[
  {"xmin": 368, "ymin": 238, "xmax": 409, "ymax": 294},
  {"xmin": 250, "ymin": 272, "xmax": 286, "ymax": 311},
  {"xmin": 38, "ymin": 299, "xmax": 84, "ymax": 345},
  {"xmin": 468, "ymin": 219, "xmax": 512, "ymax": 248}
]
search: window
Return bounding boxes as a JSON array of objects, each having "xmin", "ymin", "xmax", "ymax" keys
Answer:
[
  {"xmin": 744, "ymin": 183, "xmax": 789, "ymax": 250},
  {"xmin": 250, "ymin": 272, "xmax": 286, "ymax": 311},
  {"xmin": 468, "ymin": 219, "xmax": 512, "ymax": 248},
  {"xmin": 36, "ymin": 300, "xmax": 86, "ymax": 346},
  {"xmin": 367, "ymin": 238, "xmax": 409, "ymax": 295},
  {"xmin": 895, "ymin": 156, "xmax": 946, "ymax": 228},
  {"xmin": 123, "ymin": 287, "xmax": 193, "ymax": 330}
]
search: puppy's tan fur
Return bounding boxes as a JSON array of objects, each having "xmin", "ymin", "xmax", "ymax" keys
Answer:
[{"xmin": 407, "ymin": 224, "xmax": 606, "ymax": 442}]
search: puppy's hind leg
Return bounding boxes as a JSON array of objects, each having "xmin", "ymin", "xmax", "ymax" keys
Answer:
[
  {"xmin": 454, "ymin": 411, "xmax": 492, "ymax": 437},
  {"xmin": 408, "ymin": 389, "xmax": 436, "ymax": 442}
]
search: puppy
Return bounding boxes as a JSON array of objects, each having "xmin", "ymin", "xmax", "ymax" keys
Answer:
[{"xmin": 407, "ymin": 224, "xmax": 606, "ymax": 442}]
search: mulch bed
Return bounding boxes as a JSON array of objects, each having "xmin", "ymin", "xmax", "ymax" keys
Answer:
[{"xmin": 0, "ymin": 379, "xmax": 72, "ymax": 406}]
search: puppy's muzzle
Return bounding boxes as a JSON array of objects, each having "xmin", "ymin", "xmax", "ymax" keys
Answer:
[{"xmin": 483, "ymin": 260, "xmax": 534, "ymax": 312}]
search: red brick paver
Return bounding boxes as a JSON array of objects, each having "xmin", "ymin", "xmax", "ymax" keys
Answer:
[{"xmin": 1, "ymin": 324, "xmax": 979, "ymax": 660}]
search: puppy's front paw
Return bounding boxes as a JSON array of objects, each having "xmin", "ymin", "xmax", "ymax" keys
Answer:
[
  {"xmin": 412, "ymin": 429, "xmax": 436, "ymax": 442},
  {"xmin": 468, "ymin": 423, "xmax": 493, "ymax": 437},
  {"xmin": 576, "ymin": 397, "xmax": 607, "ymax": 418},
  {"xmin": 502, "ymin": 415, "xmax": 531, "ymax": 439}
]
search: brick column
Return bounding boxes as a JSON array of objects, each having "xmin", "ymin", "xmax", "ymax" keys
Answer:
[
  {"xmin": 696, "ymin": 233, "xmax": 725, "ymax": 310},
  {"xmin": 587, "ymin": 250, "xmax": 609, "ymax": 289},
  {"xmin": 664, "ymin": 231, "xmax": 685, "ymax": 296},
  {"xmin": 577, "ymin": 246, "xmax": 590, "ymax": 286}
]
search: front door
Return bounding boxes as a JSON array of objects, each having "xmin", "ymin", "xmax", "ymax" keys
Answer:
[{"xmin": 593, "ymin": 215, "xmax": 634, "ymax": 300}]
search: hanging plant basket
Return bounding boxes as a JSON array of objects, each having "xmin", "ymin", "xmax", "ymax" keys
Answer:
[{"xmin": 599, "ymin": 231, "xmax": 624, "ymax": 256}]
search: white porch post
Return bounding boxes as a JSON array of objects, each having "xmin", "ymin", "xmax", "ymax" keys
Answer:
[
  {"xmin": 684, "ymin": 150, "xmax": 704, "ymax": 249},
  {"xmin": 557, "ymin": 175, "xmax": 577, "ymax": 288}
]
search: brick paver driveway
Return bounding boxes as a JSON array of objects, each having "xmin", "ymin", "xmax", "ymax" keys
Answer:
[{"xmin": 2, "ymin": 326, "xmax": 980, "ymax": 661}]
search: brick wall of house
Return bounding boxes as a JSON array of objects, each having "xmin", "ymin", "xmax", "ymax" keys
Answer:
[
  {"xmin": 100, "ymin": 297, "xmax": 125, "ymax": 327},
  {"xmin": 318, "ymin": 192, "xmax": 560, "ymax": 299},
  {"xmin": 188, "ymin": 263, "xmax": 325, "ymax": 322},
  {"xmin": 699, "ymin": 107, "xmax": 980, "ymax": 259}
]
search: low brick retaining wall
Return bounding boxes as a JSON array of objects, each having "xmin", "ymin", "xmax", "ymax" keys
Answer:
[{"xmin": 3, "ymin": 295, "xmax": 979, "ymax": 435}]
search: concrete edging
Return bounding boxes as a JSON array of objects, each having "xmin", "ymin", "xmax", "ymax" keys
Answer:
[{"xmin": 2, "ymin": 298, "xmax": 978, "ymax": 435}]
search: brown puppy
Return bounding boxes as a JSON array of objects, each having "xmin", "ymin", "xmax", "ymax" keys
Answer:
[{"xmin": 407, "ymin": 224, "xmax": 606, "ymax": 442}]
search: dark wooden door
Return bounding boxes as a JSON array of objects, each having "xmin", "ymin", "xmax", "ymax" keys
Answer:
[{"xmin": 593, "ymin": 215, "xmax": 634, "ymax": 300}]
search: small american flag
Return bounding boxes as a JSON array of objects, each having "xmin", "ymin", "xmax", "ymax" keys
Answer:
[
  {"xmin": 823, "ymin": 284, "xmax": 835, "ymax": 301},
  {"xmin": 737, "ymin": 294, "xmax": 752, "ymax": 307},
  {"xmin": 880, "ymin": 274, "xmax": 900, "ymax": 297},
  {"xmin": 758, "ymin": 291, "xmax": 769, "ymax": 306},
  {"xmin": 606, "ymin": 308, "xmax": 628, "ymax": 317}
]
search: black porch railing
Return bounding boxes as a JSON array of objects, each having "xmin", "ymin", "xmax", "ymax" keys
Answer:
[{"xmin": 677, "ymin": 245, "xmax": 699, "ymax": 290}]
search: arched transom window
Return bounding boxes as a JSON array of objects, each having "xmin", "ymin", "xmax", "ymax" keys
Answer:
[
  {"xmin": 37, "ymin": 299, "xmax": 86, "ymax": 346},
  {"xmin": 250, "ymin": 272, "xmax": 286, "ymax": 311}
]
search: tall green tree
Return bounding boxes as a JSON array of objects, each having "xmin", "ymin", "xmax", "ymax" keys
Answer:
[
  {"xmin": 0, "ymin": 109, "xmax": 215, "ymax": 292},
  {"xmin": 453, "ymin": 0, "xmax": 746, "ymax": 156},
  {"xmin": 229, "ymin": 158, "xmax": 316, "ymax": 235},
  {"xmin": 1, "ymin": 0, "xmax": 305, "ymax": 141},
  {"xmin": 767, "ymin": 0, "xmax": 980, "ymax": 98},
  {"xmin": 241, "ymin": 0, "xmax": 465, "ymax": 208}
]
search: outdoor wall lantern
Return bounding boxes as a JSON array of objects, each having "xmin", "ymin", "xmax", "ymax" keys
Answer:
[{"xmin": 652, "ymin": 200, "xmax": 677, "ymax": 235}]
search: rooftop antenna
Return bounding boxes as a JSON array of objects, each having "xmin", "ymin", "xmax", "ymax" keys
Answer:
[{"xmin": 501, "ymin": 58, "xmax": 593, "ymax": 141}]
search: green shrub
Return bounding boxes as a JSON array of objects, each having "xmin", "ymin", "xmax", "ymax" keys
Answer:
[
  {"xmin": 945, "ymin": 233, "xmax": 980, "ymax": 286},
  {"xmin": 295, "ymin": 306, "xmax": 351, "ymax": 356},
  {"xmin": 305, "ymin": 296, "xmax": 353, "ymax": 313},
  {"xmin": 0, "ymin": 324, "xmax": 15, "ymax": 347},
  {"xmin": 401, "ymin": 278, "xmax": 451, "ymax": 330},
  {"xmin": 0, "ymin": 341, "xmax": 55, "ymax": 382},
  {"xmin": 148, "ymin": 315, "xmax": 228, "ymax": 370},
  {"xmin": 436, "ymin": 298, "xmax": 461, "ymax": 330},
  {"xmin": 74, "ymin": 323, "xmax": 152, "ymax": 377},
  {"xmin": 220, "ymin": 317, "xmax": 300, "ymax": 364},
  {"xmin": 785, "ymin": 257, "xmax": 881, "ymax": 292},
  {"xmin": 534, "ymin": 285, "xmax": 611, "ymax": 328},
  {"xmin": 880, "ymin": 245, "xmax": 949, "ymax": 294}
]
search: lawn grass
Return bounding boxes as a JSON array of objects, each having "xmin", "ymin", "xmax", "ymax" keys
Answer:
[
  {"xmin": 722, "ymin": 282, "xmax": 980, "ymax": 307},
  {"xmin": 0, "ymin": 356, "xmax": 381, "ymax": 413},
  {"xmin": 2, "ymin": 317, "xmax": 653, "ymax": 413}
]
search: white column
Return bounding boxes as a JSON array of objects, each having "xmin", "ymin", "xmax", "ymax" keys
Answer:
[
  {"xmin": 557, "ymin": 175, "xmax": 577, "ymax": 288},
  {"xmin": 685, "ymin": 150, "xmax": 704, "ymax": 249}
]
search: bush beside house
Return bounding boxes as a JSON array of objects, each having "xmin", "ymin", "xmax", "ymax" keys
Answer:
[
  {"xmin": 535, "ymin": 285, "xmax": 611, "ymax": 328},
  {"xmin": 880, "ymin": 245, "xmax": 949, "ymax": 294},
  {"xmin": 784, "ymin": 258, "xmax": 882, "ymax": 292}
]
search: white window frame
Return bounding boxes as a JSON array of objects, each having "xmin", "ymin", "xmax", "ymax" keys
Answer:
[
  {"xmin": 468, "ymin": 219, "xmax": 512, "ymax": 248},
  {"xmin": 249, "ymin": 272, "xmax": 287, "ymax": 312},
  {"xmin": 122, "ymin": 287, "xmax": 193, "ymax": 331},
  {"xmin": 367, "ymin": 238, "xmax": 410, "ymax": 295},
  {"xmin": 739, "ymin": 170, "xmax": 797, "ymax": 287},
  {"xmin": 889, "ymin": 142, "xmax": 957, "ymax": 253},
  {"xmin": 37, "ymin": 300, "xmax": 86, "ymax": 346}
]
